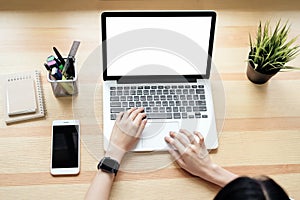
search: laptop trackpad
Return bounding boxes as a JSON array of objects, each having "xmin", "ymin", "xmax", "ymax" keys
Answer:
[{"xmin": 141, "ymin": 122, "xmax": 179, "ymax": 150}]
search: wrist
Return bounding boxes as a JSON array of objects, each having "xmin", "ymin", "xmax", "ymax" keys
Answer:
[
  {"xmin": 105, "ymin": 145, "xmax": 126, "ymax": 163},
  {"xmin": 207, "ymin": 164, "xmax": 238, "ymax": 187}
]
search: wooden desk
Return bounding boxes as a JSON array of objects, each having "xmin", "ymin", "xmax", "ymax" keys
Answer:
[{"xmin": 1, "ymin": 2, "xmax": 300, "ymax": 199}]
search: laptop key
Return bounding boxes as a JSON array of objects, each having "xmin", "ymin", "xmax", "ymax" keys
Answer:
[
  {"xmin": 110, "ymin": 102, "xmax": 121, "ymax": 107},
  {"xmin": 174, "ymin": 113, "xmax": 181, "ymax": 119},
  {"xmin": 127, "ymin": 96, "xmax": 133, "ymax": 101},
  {"xmin": 111, "ymin": 108, "xmax": 125, "ymax": 113},
  {"xmin": 162, "ymin": 101, "xmax": 168, "ymax": 106},
  {"xmin": 202, "ymin": 115, "xmax": 208, "ymax": 118},
  {"xmin": 196, "ymin": 89, "xmax": 205, "ymax": 94},
  {"xmin": 111, "ymin": 114, "xmax": 117, "ymax": 120},
  {"xmin": 153, "ymin": 107, "xmax": 159, "ymax": 112},
  {"xmin": 195, "ymin": 113, "xmax": 201, "ymax": 118},
  {"xmin": 137, "ymin": 90, "xmax": 143, "ymax": 95},
  {"xmin": 166, "ymin": 107, "xmax": 172, "ymax": 112},
  {"xmin": 146, "ymin": 107, "xmax": 152, "ymax": 112},
  {"xmin": 169, "ymin": 101, "xmax": 175, "ymax": 106},
  {"xmin": 117, "ymin": 91, "xmax": 123, "ymax": 95},
  {"xmin": 110, "ymin": 96, "xmax": 119, "ymax": 101},
  {"xmin": 193, "ymin": 106, "xmax": 207, "ymax": 112},
  {"xmin": 159, "ymin": 107, "xmax": 165, "ymax": 112},
  {"xmin": 150, "ymin": 90, "xmax": 156, "ymax": 95},
  {"xmin": 130, "ymin": 90, "xmax": 136, "ymax": 95},
  {"xmin": 124, "ymin": 90, "xmax": 129, "ymax": 95},
  {"xmin": 140, "ymin": 96, "xmax": 146, "ymax": 101},
  {"xmin": 147, "ymin": 113, "xmax": 172, "ymax": 119},
  {"xmin": 188, "ymin": 115, "xmax": 195, "ymax": 119},
  {"xmin": 120, "ymin": 96, "xmax": 126, "ymax": 101},
  {"xmin": 182, "ymin": 113, "xmax": 188, "ymax": 119}
]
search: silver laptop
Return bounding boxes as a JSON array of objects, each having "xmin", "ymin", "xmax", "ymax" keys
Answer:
[{"xmin": 101, "ymin": 10, "xmax": 218, "ymax": 151}]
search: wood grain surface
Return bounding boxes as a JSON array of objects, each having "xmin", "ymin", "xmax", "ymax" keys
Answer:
[{"xmin": 0, "ymin": 1, "xmax": 299, "ymax": 199}]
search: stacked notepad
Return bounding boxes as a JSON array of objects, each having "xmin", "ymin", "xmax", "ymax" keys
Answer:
[{"xmin": 5, "ymin": 70, "xmax": 45, "ymax": 124}]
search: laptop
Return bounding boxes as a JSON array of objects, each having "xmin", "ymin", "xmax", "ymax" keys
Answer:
[{"xmin": 101, "ymin": 10, "xmax": 218, "ymax": 151}]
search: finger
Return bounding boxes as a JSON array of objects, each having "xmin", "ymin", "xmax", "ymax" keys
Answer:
[
  {"xmin": 170, "ymin": 131, "xmax": 190, "ymax": 148},
  {"xmin": 165, "ymin": 134, "xmax": 185, "ymax": 155},
  {"xmin": 129, "ymin": 107, "xmax": 144, "ymax": 121},
  {"xmin": 179, "ymin": 129, "xmax": 196, "ymax": 144},
  {"xmin": 123, "ymin": 107, "xmax": 137, "ymax": 119},
  {"xmin": 136, "ymin": 119, "xmax": 147, "ymax": 137},
  {"xmin": 133, "ymin": 112, "xmax": 147, "ymax": 126},
  {"xmin": 168, "ymin": 149, "xmax": 185, "ymax": 166},
  {"xmin": 194, "ymin": 131, "xmax": 205, "ymax": 146},
  {"xmin": 116, "ymin": 112, "xmax": 124, "ymax": 121}
]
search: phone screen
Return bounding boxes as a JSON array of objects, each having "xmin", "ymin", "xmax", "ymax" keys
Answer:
[{"xmin": 52, "ymin": 125, "xmax": 79, "ymax": 168}]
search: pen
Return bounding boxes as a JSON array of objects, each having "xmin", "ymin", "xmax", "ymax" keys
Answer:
[{"xmin": 53, "ymin": 47, "xmax": 65, "ymax": 66}]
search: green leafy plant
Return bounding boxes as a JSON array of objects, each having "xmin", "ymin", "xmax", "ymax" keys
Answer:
[{"xmin": 248, "ymin": 20, "xmax": 300, "ymax": 75}]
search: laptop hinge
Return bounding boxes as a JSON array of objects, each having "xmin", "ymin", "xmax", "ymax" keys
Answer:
[{"xmin": 117, "ymin": 76, "xmax": 199, "ymax": 84}]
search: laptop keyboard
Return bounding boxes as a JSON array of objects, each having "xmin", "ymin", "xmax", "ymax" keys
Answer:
[{"xmin": 109, "ymin": 84, "xmax": 208, "ymax": 120}]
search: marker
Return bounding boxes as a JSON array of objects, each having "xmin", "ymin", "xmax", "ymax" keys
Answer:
[
  {"xmin": 51, "ymin": 67, "xmax": 62, "ymax": 80},
  {"xmin": 44, "ymin": 63, "xmax": 51, "ymax": 71},
  {"xmin": 53, "ymin": 47, "xmax": 65, "ymax": 66},
  {"xmin": 47, "ymin": 55, "xmax": 55, "ymax": 62},
  {"xmin": 47, "ymin": 60, "xmax": 58, "ymax": 69}
]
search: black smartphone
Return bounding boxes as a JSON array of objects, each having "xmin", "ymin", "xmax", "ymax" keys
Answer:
[{"xmin": 50, "ymin": 120, "xmax": 80, "ymax": 175}]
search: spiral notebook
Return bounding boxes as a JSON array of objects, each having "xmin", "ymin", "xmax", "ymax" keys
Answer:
[{"xmin": 5, "ymin": 70, "xmax": 45, "ymax": 124}]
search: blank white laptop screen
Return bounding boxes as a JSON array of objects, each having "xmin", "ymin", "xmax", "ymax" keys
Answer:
[{"xmin": 105, "ymin": 15, "xmax": 213, "ymax": 76}]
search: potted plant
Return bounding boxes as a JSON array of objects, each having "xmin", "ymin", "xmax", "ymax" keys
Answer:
[{"xmin": 247, "ymin": 20, "xmax": 300, "ymax": 84}]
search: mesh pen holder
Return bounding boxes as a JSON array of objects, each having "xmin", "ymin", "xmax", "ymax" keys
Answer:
[{"xmin": 47, "ymin": 65, "xmax": 78, "ymax": 97}]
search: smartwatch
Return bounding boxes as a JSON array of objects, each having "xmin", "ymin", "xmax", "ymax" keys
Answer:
[{"xmin": 97, "ymin": 157, "xmax": 120, "ymax": 175}]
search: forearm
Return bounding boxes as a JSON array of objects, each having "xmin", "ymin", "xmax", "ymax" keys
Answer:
[
  {"xmin": 203, "ymin": 164, "xmax": 238, "ymax": 187},
  {"xmin": 85, "ymin": 149, "xmax": 124, "ymax": 200},
  {"xmin": 85, "ymin": 171, "xmax": 115, "ymax": 200}
]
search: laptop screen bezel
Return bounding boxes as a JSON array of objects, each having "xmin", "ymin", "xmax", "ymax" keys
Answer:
[{"xmin": 101, "ymin": 11, "xmax": 216, "ymax": 83}]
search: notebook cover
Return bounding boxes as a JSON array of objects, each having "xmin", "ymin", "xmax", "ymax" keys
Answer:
[
  {"xmin": 6, "ymin": 78, "xmax": 37, "ymax": 116},
  {"xmin": 5, "ymin": 70, "xmax": 45, "ymax": 124}
]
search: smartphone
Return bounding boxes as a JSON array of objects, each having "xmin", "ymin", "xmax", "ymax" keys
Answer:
[{"xmin": 50, "ymin": 120, "xmax": 80, "ymax": 175}]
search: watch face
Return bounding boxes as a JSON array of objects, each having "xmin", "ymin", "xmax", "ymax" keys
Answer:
[
  {"xmin": 103, "ymin": 158, "xmax": 117, "ymax": 168},
  {"xmin": 98, "ymin": 157, "xmax": 119, "ymax": 174}
]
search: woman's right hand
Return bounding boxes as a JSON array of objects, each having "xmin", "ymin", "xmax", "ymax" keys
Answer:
[
  {"xmin": 164, "ymin": 129, "xmax": 214, "ymax": 177},
  {"xmin": 165, "ymin": 129, "xmax": 237, "ymax": 187}
]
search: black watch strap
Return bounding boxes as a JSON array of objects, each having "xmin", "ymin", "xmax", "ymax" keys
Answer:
[{"xmin": 97, "ymin": 157, "xmax": 120, "ymax": 175}]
